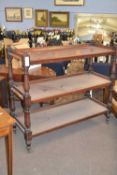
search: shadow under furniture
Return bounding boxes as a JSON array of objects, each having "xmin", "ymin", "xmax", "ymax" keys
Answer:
[{"xmin": 7, "ymin": 44, "xmax": 116, "ymax": 149}]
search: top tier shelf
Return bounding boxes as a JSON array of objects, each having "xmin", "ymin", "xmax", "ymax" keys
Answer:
[{"xmin": 8, "ymin": 44, "xmax": 114, "ymax": 65}]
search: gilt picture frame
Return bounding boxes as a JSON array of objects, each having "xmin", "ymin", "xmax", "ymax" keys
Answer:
[
  {"xmin": 50, "ymin": 11, "xmax": 69, "ymax": 28},
  {"xmin": 5, "ymin": 7, "xmax": 22, "ymax": 22},
  {"xmin": 55, "ymin": 0, "xmax": 84, "ymax": 6},
  {"xmin": 35, "ymin": 9, "xmax": 48, "ymax": 27}
]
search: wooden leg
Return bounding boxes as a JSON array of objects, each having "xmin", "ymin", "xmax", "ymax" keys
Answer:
[
  {"xmin": 103, "ymin": 87, "xmax": 109, "ymax": 104},
  {"xmin": 103, "ymin": 87, "xmax": 112, "ymax": 121},
  {"xmin": 5, "ymin": 128, "xmax": 13, "ymax": 175},
  {"xmin": 24, "ymin": 129, "xmax": 32, "ymax": 151}
]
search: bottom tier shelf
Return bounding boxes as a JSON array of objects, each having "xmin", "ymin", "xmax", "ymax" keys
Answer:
[{"xmin": 17, "ymin": 98, "xmax": 108, "ymax": 136}]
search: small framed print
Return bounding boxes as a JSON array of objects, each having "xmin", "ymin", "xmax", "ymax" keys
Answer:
[
  {"xmin": 5, "ymin": 7, "xmax": 22, "ymax": 22},
  {"xmin": 35, "ymin": 9, "xmax": 48, "ymax": 27},
  {"xmin": 50, "ymin": 11, "xmax": 69, "ymax": 28},
  {"xmin": 24, "ymin": 8, "xmax": 33, "ymax": 19}
]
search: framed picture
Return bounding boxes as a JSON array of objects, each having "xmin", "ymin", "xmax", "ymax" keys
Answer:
[
  {"xmin": 55, "ymin": 0, "xmax": 84, "ymax": 6},
  {"xmin": 35, "ymin": 10, "xmax": 48, "ymax": 27},
  {"xmin": 24, "ymin": 8, "xmax": 33, "ymax": 19},
  {"xmin": 50, "ymin": 11, "xmax": 69, "ymax": 28},
  {"xmin": 5, "ymin": 7, "xmax": 22, "ymax": 22}
]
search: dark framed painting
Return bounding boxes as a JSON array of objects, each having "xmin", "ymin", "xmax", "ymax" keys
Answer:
[
  {"xmin": 35, "ymin": 9, "xmax": 48, "ymax": 27},
  {"xmin": 50, "ymin": 11, "xmax": 69, "ymax": 28},
  {"xmin": 55, "ymin": 0, "xmax": 84, "ymax": 6},
  {"xmin": 5, "ymin": 7, "xmax": 22, "ymax": 22}
]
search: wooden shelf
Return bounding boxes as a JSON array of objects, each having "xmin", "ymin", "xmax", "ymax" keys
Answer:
[
  {"xmin": 17, "ymin": 98, "xmax": 108, "ymax": 136},
  {"xmin": 8, "ymin": 44, "xmax": 116, "ymax": 148},
  {"xmin": 9, "ymin": 44, "xmax": 114, "ymax": 64},
  {"xmin": 13, "ymin": 72, "xmax": 111, "ymax": 102}
]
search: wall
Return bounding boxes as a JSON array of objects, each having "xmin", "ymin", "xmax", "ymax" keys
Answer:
[{"xmin": 0, "ymin": 0, "xmax": 117, "ymax": 31}]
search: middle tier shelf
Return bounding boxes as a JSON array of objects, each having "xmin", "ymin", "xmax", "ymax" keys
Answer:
[{"xmin": 12, "ymin": 72, "xmax": 111, "ymax": 103}]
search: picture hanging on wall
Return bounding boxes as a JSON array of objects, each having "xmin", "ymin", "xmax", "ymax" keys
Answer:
[
  {"xmin": 5, "ymin": 7, "xmax": 22, "ymax": 22},
  {"xmin": 35, "ymin": 9, "xmax": 48, "ymax": 27},
  {"xmin": 55, "ymin": 0, "xmax": 84, "ymax": 6},
  {"xmin": 24, "ymin": 8, "xmax": 33, "ymax": 19},
  {"xmin": 50, "ymin": 11, "xmax": 69, "ymax": 28}
]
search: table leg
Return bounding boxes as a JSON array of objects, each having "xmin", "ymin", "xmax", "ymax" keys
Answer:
[{"xmin": 5, "ymin": 128, "xmax": 13, "ymax": 175}]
